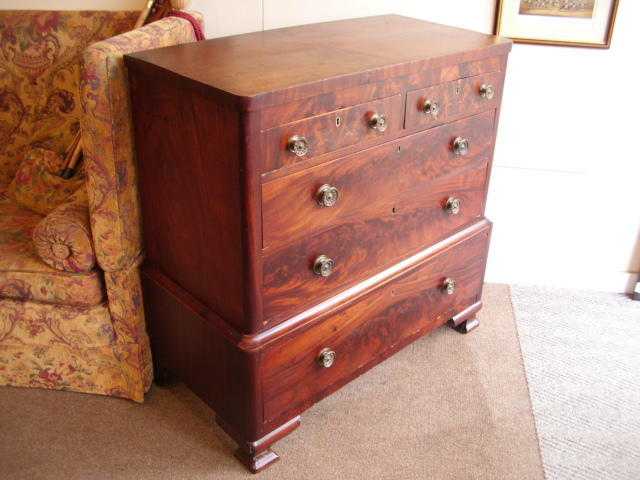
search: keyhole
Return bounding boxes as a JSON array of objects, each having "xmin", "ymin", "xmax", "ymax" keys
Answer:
[
  {"xmin": 336, "ymin": 116, "xmax": 342, "ymax": 127},
  {"xmin": 392, "ymin": 206, "xmax": 398, "ymax": 213}
]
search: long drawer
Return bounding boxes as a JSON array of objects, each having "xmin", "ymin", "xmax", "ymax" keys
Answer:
[
  {"xmin": 262, "ymin": 161, "xmax": 489, "ymax": 324},
  {"xmin": 262, "ymin": 110, "xmax": 496, "ymax": 249},
  {"xmin": 261, "ymin": 222, "xmax": 491, "ymax": 424}
]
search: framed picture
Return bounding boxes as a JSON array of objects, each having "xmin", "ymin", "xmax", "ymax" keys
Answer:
[{"xmin": 496, "ymin": 0, "xmax": 620, "ymax": 48}]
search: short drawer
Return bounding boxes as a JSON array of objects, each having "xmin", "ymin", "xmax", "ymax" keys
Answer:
[
  {"xmin": 262, "ymin": 162, "xmax": 489, "ymax": 324},
  {"xmin": 261, "ymin": 222, "xmax": 490, "ymax": 424},
  {"xmin": 405, "ymin": 72, "xmax": 502, "ymax": 131},
  {"xmin": 262, "ymin": 94, "xmax": 404, "ymax": 172},
  {"xmin": 262, "ymin": 110, "xmax": 495, "ymax": 249}
]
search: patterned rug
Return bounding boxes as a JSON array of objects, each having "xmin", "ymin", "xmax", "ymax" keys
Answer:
[{"xmin": 510, "ymin": 286, "xmax": 640, "ymax": 480}]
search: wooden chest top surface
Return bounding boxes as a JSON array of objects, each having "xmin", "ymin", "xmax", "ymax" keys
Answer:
[{"xmin": 126, "ymin": 15, "xmax": 511, "ymax": 109}]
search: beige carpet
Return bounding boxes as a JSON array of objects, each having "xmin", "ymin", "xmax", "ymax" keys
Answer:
[
  {"xmin": 511, "ymin": 286, "xmax": 640, "ymax": 480},
  {"xmin": 0, "ymin": 284, "xmax": 544, "ymax": 480}
]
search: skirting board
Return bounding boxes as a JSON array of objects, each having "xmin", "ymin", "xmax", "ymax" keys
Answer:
[{"xmin": 486, "ymin": 270, "xmax": 639, "ymax": 295}]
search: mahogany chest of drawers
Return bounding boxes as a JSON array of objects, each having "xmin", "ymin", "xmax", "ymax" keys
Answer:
[{"xmin": 125, "ymin": 15, "xmax": 511, "ymax": 473}]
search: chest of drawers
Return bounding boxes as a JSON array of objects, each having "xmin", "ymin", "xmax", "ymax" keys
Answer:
[{"xmin": 125, "ymin": 15, "xmax": 511, "ymax": 473}]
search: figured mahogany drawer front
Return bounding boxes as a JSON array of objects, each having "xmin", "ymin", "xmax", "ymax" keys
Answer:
[
  {"xmin": 262, "ymin": 110, "xmax": 495, "ymax": 249},
  {"xmin": 262, "ymin": 161, "xmax": 489, "ymax": 325},
  {"xmin": 262, "ymin": 94, "xmax": 404, "ymax": 173},
  {"xmin": 405, "ymin": 72, "xmax": 502, "ymax": 132},
  {"xmin": 261, "ymin": 224, "xmax": 490, "ymax": 424}
]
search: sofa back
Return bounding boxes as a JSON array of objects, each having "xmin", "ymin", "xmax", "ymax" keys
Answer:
[
  {"xmin": 0, "ymin": 10, "xmax": 138, "ymax": 187},
  {"xmin": 80, "ymin": 15, "xmax": 202, "ymax": 272}
]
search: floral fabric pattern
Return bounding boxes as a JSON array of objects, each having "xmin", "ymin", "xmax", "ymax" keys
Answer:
[
  {"xmin": 33, "ymin": 187, "xmax": 96, "ymax": 273},
  {"xmin": 0, "ymin": 271, "xmax": 104, "ymax": 307},
  {"xmin": 104, "ymin": 264, "xmax": 153, "ymax": 392},
  {"xmin": 0, "ymin": 10, "xmax": 138, "ymax": 187},
  {"xmin": 7, "ymin": 147, "xmax": 84, "ymax": 215},
  {"xmin": 1, "ymin": 13, "xmax": 203, "ymax": 402},
  {"xmin": 80, "ymin": 15, "xmax": 201, "ymax": 272},
  {"xmin": 0, "ymin": 341, "xmax": 148, "ymax": 401},
  {"xmin": 0, "ymin": 188, "xmax": 43, "ymax": 269},
  {"xmin": 0, "ymin": 298, "xmax": 114, "ymax": 348}
]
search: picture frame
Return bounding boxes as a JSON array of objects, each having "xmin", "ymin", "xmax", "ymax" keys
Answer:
[{"xmin": 495, "ymin": 0, "xmax": 620, "ymax": 48}]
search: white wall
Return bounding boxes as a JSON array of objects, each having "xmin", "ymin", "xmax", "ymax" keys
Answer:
[{"xmin": 5, "ymin": 0, "xmax": 639, "ymax": 292}]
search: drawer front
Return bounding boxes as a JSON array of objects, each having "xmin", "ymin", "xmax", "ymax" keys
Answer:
[
  {"xmin": 262, "ymin": 110, "xmax": 495, "ymax": 249},
  {"xmin": 263, "ymin": 94, "xmax": 404, "ymax": 173},
  {"xmin": 262, "ymin": 162, "xmax": 489, "ymax": 324},
  {"xmin": 261, "ymin": 223, "xmax": 491, "ymax": 424},
  {"xmin": 405, "ymin": 72, "xmax": 502, "ymax": 131}
]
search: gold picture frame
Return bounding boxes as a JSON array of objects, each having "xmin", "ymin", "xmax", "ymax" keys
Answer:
[{"xmin": 495, "ymin": 0, "xmax": 620, "ymax": 48}]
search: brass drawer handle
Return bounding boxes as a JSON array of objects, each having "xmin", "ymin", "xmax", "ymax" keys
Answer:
[
  {"xmin": 287, "ymin": 135, "xmax": 309, "ymax": 157},
  {"xmin": 317, "ymin": 347, "xmax": 336, "ymax": 368},
  {"xmin": 442, "ymin": 278, "xmax": 456, "ymax": 295},
  {"xmin": 479, "ymin": 84, "xmax": 495, "ymax": 100},
  {"xmin": 313, "ymin": 255, "xmax": 335, "ymax": 277},
  {"xmin": 444, "ymin": 197, "xmax": 461, "ymax": 215},
  {"xmin": 452, "ymin": 136, "xmax": 469, "ymax": 156},
  {"xmin": 422, "ymin": 99, "xmax": 440, "ymax": 118},
  {"xmin": 368, "ymin": 113, "xmax": 388, "ymax": 132},
  {"xmin": 316, "ymin": 184, "xmax": 340, "ymax": 208}
]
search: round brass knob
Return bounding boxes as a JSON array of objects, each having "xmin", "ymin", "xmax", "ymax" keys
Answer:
[
  {"xmin": 316, "ymin": 184, "xmax": 340, "ymax": 208},
  {"xmin": 422, "ymin": 99, "xmax": 440, "ymax": 118},
  {"xmin": 317, "ymin": 348, "xmax": 336, "ymax": 368},
  {"xmin": 313, "ymin": 255, "xmax": 335, "ymax": 277},
  {"xmin": 442, "ymin": 278, "xmax": 456, "ymax": 295},
  {"xmin": 287, "ymin": 135, "xmax": 309, "ymax": 157},
  {"xmin": 368, "ymin": 113, "xmax": 388, "ymax": 132},
  {"xmin": 452, "ymin": 137, "xmax": 469, "ymax": 156},
  {"xmin": 445, "ymin": 197, "xmax": 461, "ymax": 215},
  {"xmin": 479, "ymin": 84, "xmax": 495, "ymax": 100}
]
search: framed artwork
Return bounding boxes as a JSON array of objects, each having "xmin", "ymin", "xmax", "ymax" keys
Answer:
[{"xmin": 496, "ymin": 0, "xmax": 620, "ymax": 48}]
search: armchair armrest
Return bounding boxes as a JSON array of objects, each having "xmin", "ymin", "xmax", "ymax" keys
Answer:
[{"xmin": 33, "ymin": 188, "xmax": 96, "ymax": 273}]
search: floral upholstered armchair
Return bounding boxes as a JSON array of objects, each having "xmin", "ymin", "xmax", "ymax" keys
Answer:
[{"xmin": 0, "ymin": 10, "xmax": 203, "ymax": 401}]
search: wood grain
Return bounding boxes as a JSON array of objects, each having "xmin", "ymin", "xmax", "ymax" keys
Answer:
[
  {"xmin": 262, "ymin": 223, "xmax": 491, "ymax": 424},
  {"xmin": 141, "ymin": 267, "xmax": 258, "ymax": 439},
  {"xmin": 263, "ymin": 163, "xmax": 490, "ymax": 325},
  {"xmin": 262, "ymin": 110, "xmax": 496, "ymax": 249},
  {"xmin": 258, "ymin": 55, "xmax": 504, "ymax": 131},
  {"xmin": 263, "ymin": 94, "xmax": 403, "ymax": 172},
  {"xmin": 405, "ymin": 71, "xmax": 502, "ymax": 131},
  {"xmin": 128, "ymin": 71, "xmax": 247, "ymax": 330},
  {"xmin": 126, "ymin": 15, "xmax": 511, "ymax": 110}
]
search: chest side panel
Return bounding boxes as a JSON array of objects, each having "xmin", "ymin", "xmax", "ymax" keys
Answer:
[{"xmin": 128, "ymin": 69, "xmax": 246, "ymax": 330}]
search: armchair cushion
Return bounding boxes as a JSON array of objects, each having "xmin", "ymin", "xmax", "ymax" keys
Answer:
[
  {"xmin": 7, "ymin": 148, "xmax": 84, "ymax": 215},
  {"xmin": 0, "ymin": 191, "xmax": 104, "ymax": 306},
  {"xmin": 33, "ymin": 188, "xmax": 95, "ymax": 273}
]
